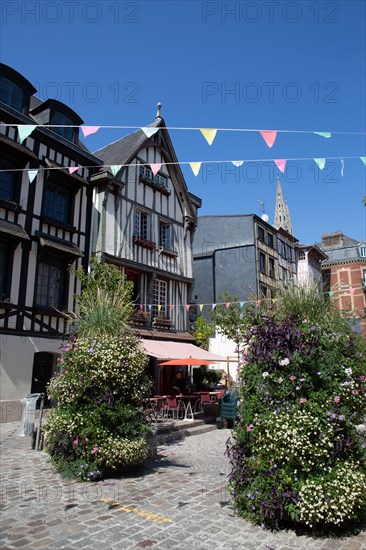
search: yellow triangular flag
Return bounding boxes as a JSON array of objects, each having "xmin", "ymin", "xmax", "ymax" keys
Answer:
[
  {"xmin": 199, "ymin": 304, "xmax": 204, "ymax": 312},
  {"xmin": 189, "ymin": 162, "xmax": 202, "ymax": 176},
  {"xmin": 158, "ymin": 304, "xmax": 162, "ymax": 312},
  {"xmin": 200, "ymin": 128, "xmax": 217, "ymax": 146}
]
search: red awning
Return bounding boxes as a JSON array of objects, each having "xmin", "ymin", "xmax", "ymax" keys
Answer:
[{"xmin": 141, "ymin": 339, "xmax": 226, "ymax": 362}]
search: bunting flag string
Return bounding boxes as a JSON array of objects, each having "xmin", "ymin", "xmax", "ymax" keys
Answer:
[
  {"xmin": 131, "ymin": 286, "xmax": 359, "ymax": 313},
  {"xmin": 1, "ymin": 155, "xmax": 365, "ymax": 176},
  {"xmin": 8, "ymin": 122, "xmax": 365, "ymax": 136}
]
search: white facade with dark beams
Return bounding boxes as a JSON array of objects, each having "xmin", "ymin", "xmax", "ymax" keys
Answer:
[
  {"xmin": 0, "ymin": 63, "xmax": 101, "ymax": 420},
  {"xmin": 92, "ymin": 104, "xmax": 202, "ymax": 336}
]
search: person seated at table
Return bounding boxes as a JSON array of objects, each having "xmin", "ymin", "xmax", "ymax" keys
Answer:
[
  {"xmin": 172, "ymin": 371, "xmax": 189, "ymax": 395},
  {"xmin": 206, "ymin": 376, "xmax": 215, "ymax": 390}
]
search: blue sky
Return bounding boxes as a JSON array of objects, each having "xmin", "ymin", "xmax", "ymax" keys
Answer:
[{"xmin": 1, "ymin": 0, "xmax": 365, "ymax": 244}]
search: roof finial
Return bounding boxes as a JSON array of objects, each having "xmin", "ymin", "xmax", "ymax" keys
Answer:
[{"xmin": 156, "ymin": 102, "xmax": 162, "ymax": 121}]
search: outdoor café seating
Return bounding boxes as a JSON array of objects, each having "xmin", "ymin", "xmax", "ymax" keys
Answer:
[{"xmin": 164, "ymin": 395, "xmax": 186, "ymax": 420}]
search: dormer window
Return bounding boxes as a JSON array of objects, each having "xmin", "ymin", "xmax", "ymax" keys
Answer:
[
  {"xmin": 0, "ymin": 76, "xmax": 23, "ymax": 112},
  {"xmin": 0, "ymin": 64, "xmax": 36, "ymax": 115},
  {"xmin": 53, "ymin": 111, "xmax": 74, "ymax": 142},
  {"xmin": 30, "ymin": 99, "xmax": 83, "ymax": 144}
]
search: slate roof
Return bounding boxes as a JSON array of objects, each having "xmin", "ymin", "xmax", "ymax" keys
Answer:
[
  {"xmin": 319, "ymin": 233, "xmax": 365, "ymax": 264},
  {"xmin": 94, "ymin": 121, "xmax": 160, "ymax": 166},
  {"xmin": 0, "ymin": 219, "xmax": 29, "ymax": 240}
]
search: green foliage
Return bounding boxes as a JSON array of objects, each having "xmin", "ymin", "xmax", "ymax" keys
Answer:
[
  {"xmin": 67, "ymin": 256, "xmax": 134, "ymax": 338},
  {"xmin": 211, "ymin": 292, "xmax": 248, "ymax": 346},
  {"xmin": 44, "ymin": 259, "xmax": 151, "ymax": 481},
  {"xmin": 192, "ymin": 314, "xmax": 215, "ymax": 350},
  {"xmin": 228, "ymin": 287, "xmax": 366, "ymax": 530}
]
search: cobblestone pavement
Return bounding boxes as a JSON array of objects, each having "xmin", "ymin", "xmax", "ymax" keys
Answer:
[{"xmin": 1, "ymin": 421, "xmax": 365, "ymax": 550}]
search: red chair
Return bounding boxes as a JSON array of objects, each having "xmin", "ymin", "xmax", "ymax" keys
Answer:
[
  {"xmin": 164, "ymin": 396, "xmax": 186, "ymax": 419},
  {"xmin": 199, "ymin": 392, "xmax": 211, "ymax": 404}
]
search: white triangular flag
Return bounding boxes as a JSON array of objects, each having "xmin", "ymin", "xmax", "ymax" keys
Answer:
[
  {"xmin": 232, "ymin": 161, "xmax": 244, "ymax": 167},
  {"xmin": 141, "ymin": 127, "xmax": 159, "ymax": 138},
  {"xmin": 18, "ymin": 125, "xmax": 37, "ymax": 144},
  {"xmin": 28, "ymin": 169, "xmax": 38, "ymax": 183},
  {"xmin": 200, "ymin": 128, "xmax": 217, "ymax": 145}
]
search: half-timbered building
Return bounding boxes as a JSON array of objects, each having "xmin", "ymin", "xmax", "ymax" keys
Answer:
[
  {"xmin": 0, "ymin": 63, "xmax": 101, "ymax": 420},
  {"xmin": 92, "ymin": 105, "xmax": 206, "ymax": 395}
]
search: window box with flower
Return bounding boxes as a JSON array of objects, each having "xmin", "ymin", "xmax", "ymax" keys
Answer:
[
  {"xmin": 130, "ymin": 309, "xmax": 150, "ymax": 326},
  {"xmin": 152, "ymin": 315, "xmax": 173, "ymax": 328}
]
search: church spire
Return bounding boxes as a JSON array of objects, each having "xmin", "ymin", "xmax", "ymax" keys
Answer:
[{"xmin": 273, "ymin": 176, "xmax": 293, "ymax": 235}]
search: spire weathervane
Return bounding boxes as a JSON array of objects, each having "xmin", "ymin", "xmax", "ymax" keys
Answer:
[{"xmin": 156, "ymin": 102, "xmax": 162, "ymax": 121}]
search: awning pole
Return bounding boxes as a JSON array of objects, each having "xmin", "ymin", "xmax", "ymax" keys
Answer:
[{"xmin": 227, "ymin": 357, "xmax": 231, "ymax": 391}]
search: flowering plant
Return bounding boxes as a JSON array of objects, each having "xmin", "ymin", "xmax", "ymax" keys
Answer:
[{"xmin": 227, "ymin": 286, "xmax": 366, "ymax": 530}]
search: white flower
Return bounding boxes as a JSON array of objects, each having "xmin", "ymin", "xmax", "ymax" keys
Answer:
[
  {"xmin": 262, "ymin": 371, "xmax": 269, "ymax": 378},
  {"xmin": 345, "ymin": 367, "xmax": 353, "ymax": 376},
  {"xmin": 279, "ymin": 358, "xmax": 290, "ymax": 366}
]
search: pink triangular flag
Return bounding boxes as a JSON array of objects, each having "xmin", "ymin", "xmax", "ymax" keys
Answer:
[
  {"xmin": 170, "ymin": 304, "xmax": 174, "ymax": 312},
  {"xmin": 68, "ymin": 166, "xmax": 79, "ymax": 175},
  {"xmin": 274, "ymin": 159, "xmax": 286, "ymax": 173},
  {"xmin": 81, "ymin": 126, "xmax": 100, "ymax": 138},
  {"xmin": 150, "ymin": 163, "xmax": 162, "ymax": 177},
  {"xmin": 260, "ymin": 130, "xmax": 277, "ymax": 148},
  {"xmin": 350, "ymin": 288, "xmax": 356, "ymax": 294},
  {"xmin": 139, "ymin": 304, "xmax": 143, "ymax": 311},
  {"xmin": 225, "ymin": 303, "xmax": 230, "ymax": 309},
  {"xmin": 186, "ymin": 304, "xmax": 190, "ymax": 312}
]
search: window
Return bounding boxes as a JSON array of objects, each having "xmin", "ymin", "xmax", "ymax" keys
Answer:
[
  {"xmin": 134, "ymin": 210, "xmax": 150, "ymax": 240},
  {"xmin": 286, "ymin": 245, "xmax": 293, "ymax": 262},
  {"xmin": 269, "ymin": 257, "xmax": 275, "ymax": 278},
  {"xmin": 154, "ymin": 174, "xmax": 167, "ymax": 187},
  {"xmin": 160, "ymin": 223, "xmax": 172, "ymax": 250},
  {"xmin": 362, "ymin": 269, "xmax": 366, "ymax": 288},
  {"xmin": 260, "ymin": 284, "xmax": 267, "ymax": 298},
  {"xmin": 0, "ymin": 76, "xmax": 24, "ymax": 112},
  {"xmin": 298, "ymin": 250, "xmax": 306, "ymax": 260},
  {"xmin": 0, "ymin": 162, "xmax": 17, "ymax": 202},
  {"xmin": 267, "ymin": 233, "xmax": 274, "ymax": 248},
  {"xmin": 259, "ymin": 252, "xmax": 266, "ymax": 274},
  {"xmin": 140, "ymin": 165, "xmax": 153, "ymax": 180},
  {"xmin": 258, "ymin": 226, "xmax": 265, "ymax": 242},
  {"xmin": 42, "ymin": 181, "xmax": 71, "ymax": 224},
  {"xmin": 153, "ymin": 279, "xmax": 167, "ymax": 316},
  {"xmin": 360, "ymin": 247, "xmax": 366, "ymax": 258},
  {"xmin": 53, "ymin": 111, "xmax": 74, "ymax": 142},
  {"xmin": 282, "ymin": 268, "xmax": 288, "ymax": 287},
  {"xmin": 35, "ymin": 259, "xmax": 65, "ymax": 309},
  {"xmin": 0, "ymin": 242, "xmax": 9, "ymax": 300}
]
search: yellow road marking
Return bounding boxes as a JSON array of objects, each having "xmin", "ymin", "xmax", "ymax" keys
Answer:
[{"xmin": 99, "ymin": 498, "xmax": 173, "ymax": 523}]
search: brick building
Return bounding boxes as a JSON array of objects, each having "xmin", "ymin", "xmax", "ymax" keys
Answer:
[{"xmin": 320, "ymin": 231, "xmax": 366, "ymax": 337}]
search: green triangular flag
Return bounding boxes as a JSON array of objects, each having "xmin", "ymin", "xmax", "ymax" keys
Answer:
[
  {"xmin": 314, "ymin": 158, "xmax": 326, "ymax": 170},
  {"xmin": 329, "ymin": 291, "xmax": 334, "ymax": 297},
  {"xmin": 313, "ymin": 131, "xmax": 331, "ymax": 138},
  {"xmin": 360, "ymin": 157, "xmax": 366, "ymax": 166},
  {"xmin": 18, "ymin": 125, "xmax": 37, "ymax": 143},
  {"xmin": 110, "ymin": 165, "xmax": 122, "ymax": 176}
]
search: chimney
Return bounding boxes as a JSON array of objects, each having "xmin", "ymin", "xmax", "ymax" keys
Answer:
[{"xmin": 321, "ymin": 231, "xmax": 344, "ymax": 249}]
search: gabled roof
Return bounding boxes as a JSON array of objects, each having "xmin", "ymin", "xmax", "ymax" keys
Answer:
[
  {"xmin": 94, "ymin": 121, "xmax": 160, "ymax": 166},
  {"xmin": 93, "ymin": 114, "xmax": 199, "ymax": 219}
]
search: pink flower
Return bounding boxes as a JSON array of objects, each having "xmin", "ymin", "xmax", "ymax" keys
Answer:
[
  {"xmin": 299, "ymin": 398, "xmax": 307, "ymax": 404},
  {"xmin": 91, "ymin": 448, "xmax": 99, "ymax": 454},
  {"xmin": 334, "ymin": 396, "xmax": 341, "ymax": 403},
  {"xmin": 73, "ymin": 438, "xmax": 79, "ymax": 446},
  {"xmin": 246, "ymin": 424, "xmax": 254, "ymax": 432},
  {"xmin": 359, "ymin": 376, "xmax": 365, "ymax": 382},
  {"xmin": 289, "ymin": 375, "xmax": 296, "ymax": 381},
  {"xmin": 352, "ymin": 390, "xmax": 359, "ymax": 395}
]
